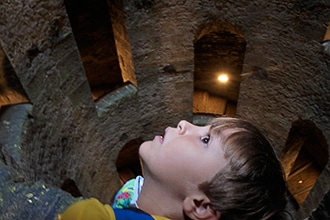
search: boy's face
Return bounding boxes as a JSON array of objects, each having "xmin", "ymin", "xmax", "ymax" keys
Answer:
[{"xmin": 139, "ymin": 120, "xmax": 227, "ymax": 195}]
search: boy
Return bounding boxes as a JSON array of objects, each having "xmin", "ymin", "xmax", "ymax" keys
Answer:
[{"xmin": 59, "ymin": 117, "xmax": 287, "ymax": 220}]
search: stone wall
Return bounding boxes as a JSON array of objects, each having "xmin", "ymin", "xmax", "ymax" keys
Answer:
[{"xmin": 0, "ymin": 0, "xmax": 329, "ymax": 218}]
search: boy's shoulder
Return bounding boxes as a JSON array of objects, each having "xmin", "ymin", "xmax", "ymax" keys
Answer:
[{"xmin": 58, "ymin": 198, "xmax": 170, "ymax": 220}]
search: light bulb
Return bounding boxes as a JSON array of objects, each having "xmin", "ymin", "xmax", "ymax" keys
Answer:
[{"xmin": 218, "ymin": 74, "xmax": 229, "ymax": 83}]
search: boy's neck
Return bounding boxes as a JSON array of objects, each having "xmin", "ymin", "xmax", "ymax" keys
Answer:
[{"xmin": 137, "ymin": 178, "xmax": 185, "ymax": 220}]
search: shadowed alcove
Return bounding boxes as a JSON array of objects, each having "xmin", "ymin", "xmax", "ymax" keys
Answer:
[{"xmin": 115, "ymin": 138, "xmax": 143, "ymax": 184}]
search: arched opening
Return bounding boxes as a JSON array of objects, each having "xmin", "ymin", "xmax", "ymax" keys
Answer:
[
  {"xmin": 115, "ymin": 138, "xmax": 143, "ymax": 184},
  {"xmin": 64, "ymin": 0, "xmax": 136, "ymax": 101},
  {"xmin": 281, "ymin": 119, "xmax": 328, "ymax": 206},
  {"xmin": 193, "ymin": 22, "xmax": 246, "ymax": 116}
]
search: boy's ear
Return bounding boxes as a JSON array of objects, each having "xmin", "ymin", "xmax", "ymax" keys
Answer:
[{"xmin": 183, "ymin": 195, "xmax": 221, "ymax": 220}]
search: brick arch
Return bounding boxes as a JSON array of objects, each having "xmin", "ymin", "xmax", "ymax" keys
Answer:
[{"xmin": 194, "ymin": 21, "xmax": 245, "ymax": 43}]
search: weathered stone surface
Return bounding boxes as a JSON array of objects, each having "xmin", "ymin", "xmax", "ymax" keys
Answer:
[
  {"xmin": 308, "ymin": 190, "xmax": 330, "ymax": 220},
  {"xmin": 0, "ymin": 164, "xmax": 80, "ymax": 220},
  {"xmin": 0, "ymin": 0, "xmax": 329, "ymax": 218}
]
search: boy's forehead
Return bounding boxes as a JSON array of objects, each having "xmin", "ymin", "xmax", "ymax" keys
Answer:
[
  {"xmin": 210, "ymin": 125, "xmax": 236, "ymax": 135},
  {"xmin": 210, "ymin": 127, "xmax": 242, "ymax": 147}
]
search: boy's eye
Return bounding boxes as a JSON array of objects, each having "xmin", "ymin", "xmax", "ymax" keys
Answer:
[{"xmin": 201, "ymin": 135, "xmax": 210, "ymax": 145}]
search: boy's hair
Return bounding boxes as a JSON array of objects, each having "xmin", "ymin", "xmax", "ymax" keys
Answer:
[{"xmin": 199, "ymin": 117, "xmax": 287, "ymax": 220}]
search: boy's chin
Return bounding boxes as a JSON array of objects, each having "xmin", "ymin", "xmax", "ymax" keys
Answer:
[
  {"xmin": 139, "ymin": 140, "xmax": 152, "ymax": 152},
  {"xmin": 138, "ymin": 141, "xmax": 152, "ymax": 162}
]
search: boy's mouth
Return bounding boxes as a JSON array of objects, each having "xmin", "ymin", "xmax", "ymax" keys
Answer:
[{"xmin": 154, "ymin": 135, "xmax": 163, "ymax": 144}]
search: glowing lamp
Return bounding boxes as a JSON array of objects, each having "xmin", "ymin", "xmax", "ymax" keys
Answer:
[{"xmin": 217, "ymin": 74, "xmax": 229, "ymax": 83}]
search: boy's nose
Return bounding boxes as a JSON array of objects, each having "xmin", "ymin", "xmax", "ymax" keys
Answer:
[{"xmin": 177, "ymin": 120, "xmax": 193, "ymax": 135}]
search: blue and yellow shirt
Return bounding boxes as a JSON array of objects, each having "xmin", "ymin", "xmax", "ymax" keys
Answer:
[{"xmin": 58, "ymin": 198, "xmax": 170, "ymax": 220}]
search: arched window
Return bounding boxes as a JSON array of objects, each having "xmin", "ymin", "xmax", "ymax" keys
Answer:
[
  {"xmin": 64, "ymin": 0, "xmax": 136, "ymax": 101},
  {"xmin": 115, "ymin": 138, "xmax": 142, "ymax": 184},
  {"xmin": 193, "ymin": 22, "xmax": 246, "ymax": 116},
  {"xmin": 281, "ymin": 119, "xmax": 328, "ymax": 206}
]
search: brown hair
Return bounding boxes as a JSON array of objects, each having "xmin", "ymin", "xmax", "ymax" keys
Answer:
[{"xmin": 199, "ymin": 117, "xmax": 287, "ymax": 220}]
